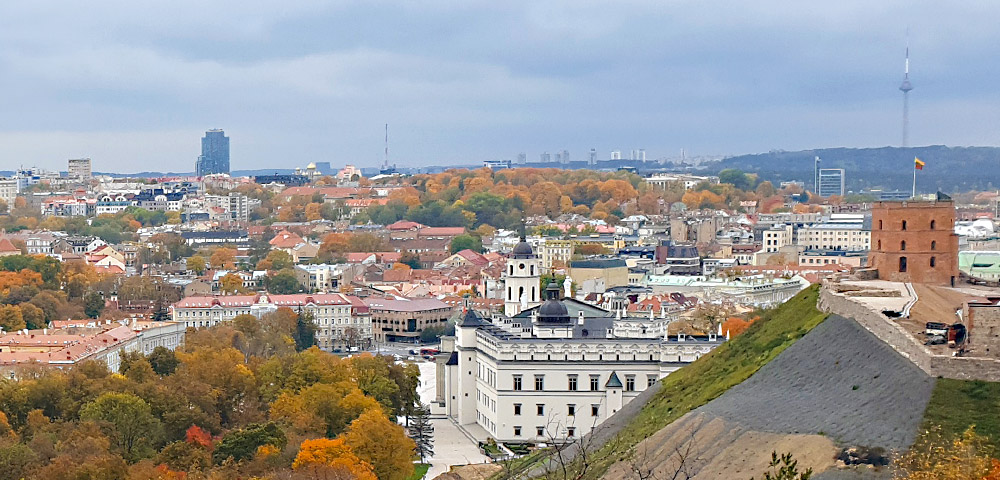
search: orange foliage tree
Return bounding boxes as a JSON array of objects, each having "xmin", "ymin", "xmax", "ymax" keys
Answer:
[{"xmin": 292, "ymin": 437, "xmax": 376, "ymax": 480}]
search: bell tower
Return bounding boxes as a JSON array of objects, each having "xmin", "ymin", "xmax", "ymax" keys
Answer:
[{"xmin": 504, "ymin": 237, "xmax": 541, "ymax": 317}]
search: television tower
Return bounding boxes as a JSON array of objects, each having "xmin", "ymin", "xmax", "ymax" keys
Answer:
[{"xmin": 899, "ymin": 42, "xmax": 914, "ymax": 147}]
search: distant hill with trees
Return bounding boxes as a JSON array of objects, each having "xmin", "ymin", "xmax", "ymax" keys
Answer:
[{"xmin": 707, "ymin": 145, "xmax": 1000, "ymax": 194}]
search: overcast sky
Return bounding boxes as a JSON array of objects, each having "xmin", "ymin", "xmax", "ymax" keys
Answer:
[{"xmin": 1, "ymin": 1, "xmax": 998, "ymax": 173}]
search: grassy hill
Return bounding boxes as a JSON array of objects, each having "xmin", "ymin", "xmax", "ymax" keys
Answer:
[
  {"xmin": 512, "ymin": 285, "xmax": 829, "ymax": 479},
  {"xmin": 709, "ymin": 145, "xmax": 1000, "ymax": 193},
  {"xmin": 922, "ymin": 378, "xmax": 1000, "ymax": 451}
]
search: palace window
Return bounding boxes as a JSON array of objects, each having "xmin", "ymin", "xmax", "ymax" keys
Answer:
[
  {"xmin": 534, "ymin": 375, "xmax": 544, "ymax": 390},
  {"xmin": 591, "ymin": 405, "xmax": 600, "ymax": 417},
  {"xmin": 625, "ymin": 375, "xmax": 636, "ymax": 392},
  {"xmin": 536, "ymin": 404, "xmax": 545, "ymax": 415},
  {"xmin": 514, "ymin": 404, "xmax": 521, "ymax": 415},
  {"xmin": 568, "ymin": 375, "xmax": 578, "ymax": 391},
  {"xmin": 568, "ymin": 404, "xmax": 576, "ymax": 416},
  {"xmin": 590, "ymin": 375, "xmax": 600, "ymax": 391},
  {"xmin": 514, "ymin": 426, "xmax": 521, "ymax": 436},
  {"xmin": 513, "ymin": 375, "xmax": 522, "ymax": 391}
]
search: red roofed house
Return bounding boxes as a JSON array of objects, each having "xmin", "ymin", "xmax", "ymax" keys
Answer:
[
  {"xmin": 438, "ymin": 249, "xmax": 490, "ymax": 269},
  {"xmin": 0, "ymin": 238, "xmax": 20, "ymax": 257}
]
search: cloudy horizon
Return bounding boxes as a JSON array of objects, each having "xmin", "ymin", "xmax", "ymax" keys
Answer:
[{"xmin": 1, "ymin": 1, "xmax": 999, "ymax": 173}]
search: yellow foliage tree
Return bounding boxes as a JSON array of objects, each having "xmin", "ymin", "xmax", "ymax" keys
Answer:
[
  {"xmin": 894, "ymin": 426, "xmax": 994, "ymax": 479},
  {"xmin": 343, "ymin": 410, "xmax": 415, "ymax": 480}
]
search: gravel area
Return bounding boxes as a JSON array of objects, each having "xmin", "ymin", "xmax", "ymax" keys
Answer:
[{"xmin": 697, "ymin": 314, "xmax": 935, "ymax": 450}]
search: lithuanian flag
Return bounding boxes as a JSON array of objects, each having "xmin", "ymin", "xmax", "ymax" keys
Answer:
[{"xmin": 914, "ymin": 157, "xmax": 925, "ymax": 170}]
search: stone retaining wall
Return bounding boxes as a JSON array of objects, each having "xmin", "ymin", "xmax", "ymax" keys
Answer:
[{"xmin": 819, "ymin": 284, "xmax": 1000, "ymax": 382}]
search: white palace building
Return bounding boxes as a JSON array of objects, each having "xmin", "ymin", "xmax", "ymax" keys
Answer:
[{"xmin": 435, "ymin": 239, "xmax": 725, "ymax": 443}]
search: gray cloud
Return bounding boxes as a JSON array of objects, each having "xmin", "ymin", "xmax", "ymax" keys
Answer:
[{"xmin": 0, "ymin": 1, "xmax": 998, "ymax": 172}]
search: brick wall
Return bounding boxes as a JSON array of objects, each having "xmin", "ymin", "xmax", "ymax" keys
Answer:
[{"xmin": 869, "ymin": 201, "xmax": 959, "ymax": 285}]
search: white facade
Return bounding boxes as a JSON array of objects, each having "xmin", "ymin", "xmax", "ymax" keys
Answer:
[
  {"xmin": 762, "ymin": 224, "xmax": 793, "ymax": 253},
  {"xmin": 439, "ymin": 307, "xmax": 723, "ymax": 443},
  {"xmin": 171, "ymin": 293, "xmax": 370, "ymax": 351}
]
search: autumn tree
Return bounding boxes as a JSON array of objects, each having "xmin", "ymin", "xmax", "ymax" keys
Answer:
[
  {"xmin": 219, "ymin": 273, "xmax": 247, "ymax": 295},
  {"xmin": 187, "ymin": 255, "xmax": 207, "ymax": 275},
  {"xmin": 894, "ymin": 427, "xmax": 994, "ymax": 480},
  {"xmin": 0, "ymin": 304, "xmax": 26, "ymax": 331},
  {"xmin": 79, "ymin": 392, "xmax": 162, "ymax": 462},
  {"xmin": 257, "ymin": 250, "xmax": 294, "ymax": 271},
  {"xmin": 293, "ymin": 437, "xmax": 377, "ymax": 480},
  {"xmin": 343, "ymin": 410, "xmax": 415, "ymax": 480},
  {"xmin": 209, "ymin": 247, "xmax": 237, "ymax": 270}
]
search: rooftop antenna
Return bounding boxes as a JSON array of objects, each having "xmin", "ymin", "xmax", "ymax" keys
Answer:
[
  {"xmin": 899, "ymin": 29, "xmax": 914, "ymax": 148},
  {"xmin": 384, "ymin": 123, "xmax": 389, "ymax": 169}
]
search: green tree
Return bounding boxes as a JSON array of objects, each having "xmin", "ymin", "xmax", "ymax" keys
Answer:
[
  {"xmin": 449, "ymin": 234, "xmax": 483, "ymax": 254},
  {"xmin": 719, "ymin": 168, "xmax": 753, "ymax": 191},
  {"xmin": 213, "ymin": 422, "xmax": 287, "ymax": 464},
  {"xmin": 147, "ymin": 346, "xmax": 180, "ymax": 376},
  {"xmin": 79, "ymin": 392, "xmax": 162, "ymax": 462},
  {"xmin": 751, "ymin": 452, "xmax": 813, "ymax": 480},
  {"xmin": 266, "ymin": 271, "xmax": 304, "ymax": 295},
  {"xmin": 84, "ymin": 292, "xmax": 104, "ymax": 319},
  {"xmin": 295, "ymin": 312, "xmax": 317, "ymax": 351},
  {"xmin": 408, "ymin": 403, "xmax": 434, "ymax": 464}
]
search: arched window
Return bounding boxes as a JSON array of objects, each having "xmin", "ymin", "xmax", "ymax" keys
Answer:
[
  {"xmin": 518, "ymin": 286, "xmax": 524, "ymax": 301},
  {"xmin": 509, "ymin": 265, "xmax": 513, "ymax": 275},
  {"xmin": 530, "ymin": 265, "xmax": 534, "ymax": 275},
  {"xmin": 900, "ymin": 240, "xmax": 906, "ymax": 251},
  {"xmin": 877, "ymin": 240, "xmax": 882, "ymax": 250},
  {"xmin": 532, "ymin": 286, "xmax": 536, "ymax": 302},
  {"xmin": 879, "ymin": 220, "xmax": 883, "ymax": 230},
  {"xmin": 508, "ymin": 286, "xmax": 512, "ymax": 300},
  {"xmin": 930, "ymin": 220, "xmax": 936, "ymax": 230},
  {"xmin": 902, "ymin": 220, "xmax": 907, "ymax": 231},
  {"xmin": 899, "ymin": 256, "xmax": 908, "ymax": 272},
  {"xmin": 931, "ymin": 240, "xmax": 937, "ymax": 250},
  {"xmin": 930, "ymin": 256, "xmax": 937, "ymax": 268}
]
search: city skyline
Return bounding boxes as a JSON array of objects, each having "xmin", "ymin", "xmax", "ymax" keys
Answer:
[{"xmin": 2, "ymin": 2, "xmax": 1000, "ymax": 172}]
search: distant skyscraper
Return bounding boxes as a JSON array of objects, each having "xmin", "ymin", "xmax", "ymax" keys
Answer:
[
  {"xmin": 517, "ymin": 153, "xmax": 527, "ymax": 165},
  {"xmin": 818, "ymin": 168, "xmax": 845, "ymax": 197},
  {"xmin": 589, "ymin": 148, "xmax": 597, "ymax": 165},
  {"xmin": 611, "ymin": 150, "xmax": 622, "ymax": 160},
  {"xmin": 196, "ymin": 129, "xmax": 230, "ymax": 176},
  {"xmin": 67, "ymin": 158, "xmax": 91, "ymax": 180},
  {"xmin": 540, "ymin": 152, "xmax": 551, "ymax": 163},
  {"xmin": 638, "ymin": 149, "xmax": 646, "ymax": 162},
  {"xmin": 554, "ymin": 152, "xmax": 562, "ymax": 164},
  {"xmin": 560, "ymin": 149, "xmax": 570, "ymax": 164}
]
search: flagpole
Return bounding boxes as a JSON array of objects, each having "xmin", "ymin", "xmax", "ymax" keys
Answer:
[{"xmin": 912, "ymin": 166, "xmax": 916, "ymax": 198}]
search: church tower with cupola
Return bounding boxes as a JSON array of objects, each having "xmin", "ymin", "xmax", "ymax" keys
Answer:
[{"xmin": 504, "ymin": 237, "xmax": 542, "ymax": 317}]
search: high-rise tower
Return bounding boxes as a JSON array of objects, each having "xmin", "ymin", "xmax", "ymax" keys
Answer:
[
  {"xmin": 899, "ymin": 44, "xmax": 914, "ymax": 147},
  {"xmin": 195, "ymin": 129, "xmax": 230, "ymax": 176}
]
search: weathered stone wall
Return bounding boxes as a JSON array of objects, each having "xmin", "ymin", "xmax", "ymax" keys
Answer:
[
  {"xmin": 968, "ymin": 305, "xmax": 1000, "ymax": 357},
  {"xmin": 818, "ymin": 286, "xmax": 933, "ymax": 375},
  {"xmin": 819, "ymin": 285, "xmax": 1000, "ymax": 382}
]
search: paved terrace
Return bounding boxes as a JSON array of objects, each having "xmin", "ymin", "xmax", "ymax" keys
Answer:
[{"xmin": 820, "ymin": 279, "xmax": 1000, "ymax": 382}]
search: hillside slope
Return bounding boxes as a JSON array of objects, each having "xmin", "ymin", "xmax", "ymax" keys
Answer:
[
  {"xmin": 513, "ymin": 286, "xmax": 829, "ymax": 479},
  {"xmin": 601, "ymin": 314, "xmax": 935, "ymax": 479}
]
